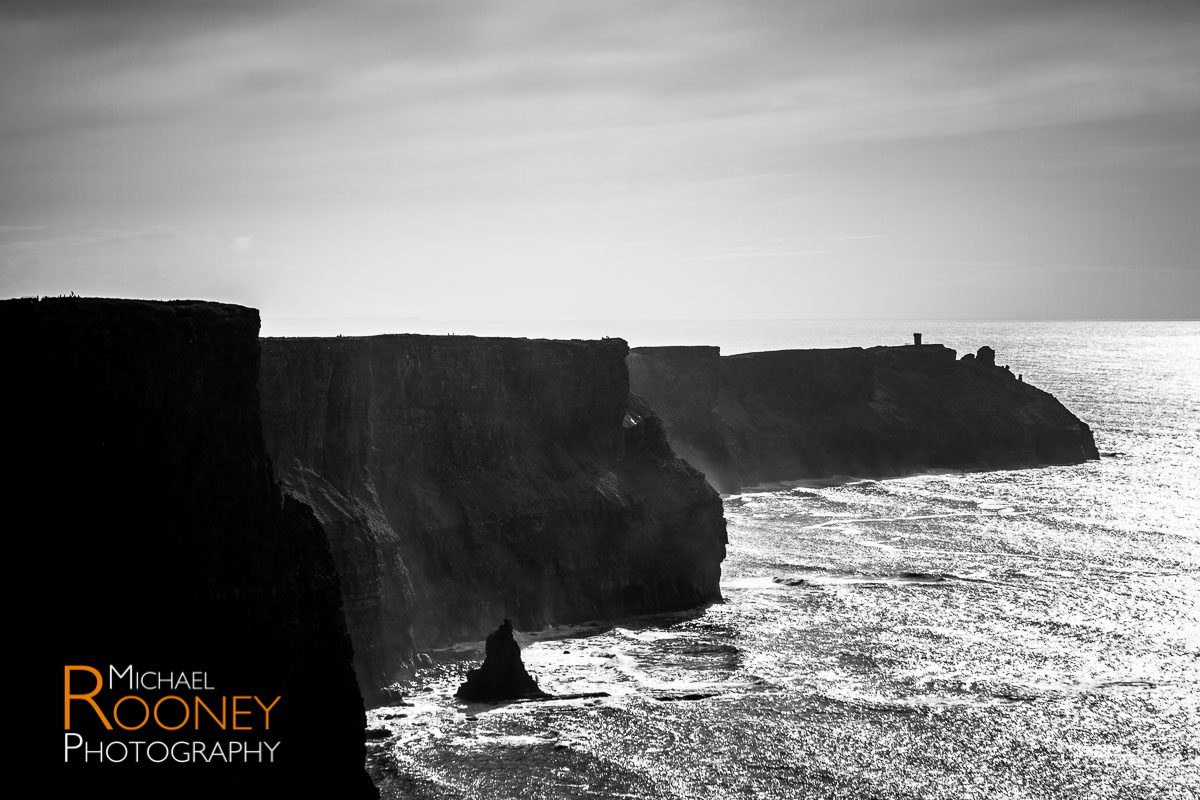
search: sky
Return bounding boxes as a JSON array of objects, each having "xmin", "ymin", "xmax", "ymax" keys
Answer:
[{"xmin": 1, "ymin": 0, "xmax": 1198, "ymax": 330}]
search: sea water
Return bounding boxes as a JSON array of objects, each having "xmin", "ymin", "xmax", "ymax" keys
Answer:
[{"xmin": 367, "ymin": 320, "xmax": 1199, "ymax": 800}]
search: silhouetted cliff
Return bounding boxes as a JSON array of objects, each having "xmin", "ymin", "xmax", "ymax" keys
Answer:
[
  {"xmin": 260, "ymin": 335, "xmax": 727, "ymax": 705},
  {"xmin": 6, "ymin": 298, "xmax": 374, "ymax": 797},
  {"xmin": 629, "ymin": 343, "xmax": 1099, "ymax": 493}
]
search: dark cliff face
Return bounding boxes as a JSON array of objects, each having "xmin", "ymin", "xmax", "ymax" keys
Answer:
[
  {"xmin": 630, "ymin": 344, "xmax": 1099, "ymax": 493},
  {"xmin": 5, "ymin": 298, "xmax": 373, "ymax": 797},
  {"xmin": 627, "ymin": 346, "xmax": 739, "ymax": 493},
  {"xmin": 260, "ymin": 334, "xmax": 727, "ymax": 705}
]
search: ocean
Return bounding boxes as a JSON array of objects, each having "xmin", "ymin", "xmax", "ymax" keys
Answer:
[{"xmin": 367, "ymin": 320, "xmax": 1199, "ymax": 800}]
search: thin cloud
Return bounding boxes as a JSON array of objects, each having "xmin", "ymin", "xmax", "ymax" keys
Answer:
[
  {"xmin": 0, "ymin": 225, "xmax": 184, "ymax": 252},
  {"xmin": 686, "ymin": 248, "xmax": 832, "ymax": 263}
]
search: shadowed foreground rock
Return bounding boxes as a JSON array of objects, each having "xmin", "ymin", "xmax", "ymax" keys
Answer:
[
  {"xmin": 456, "ymin": 620, "xmax": 548, "ymax": 703},
  {"xmin": 6, "ymin": 297, "xmax": 374, "ymax": 797}
]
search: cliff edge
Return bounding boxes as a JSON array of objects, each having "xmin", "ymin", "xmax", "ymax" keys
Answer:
[
  {"xmin": 6, "ymin": 298, "xmax": 374, "ymax": 797},
  {"xmin": 259, "ymin": 334, "xmax": 727, "ymax": 705},
  {"xmin": 629, "ymin": 343, "xmax": 1099, "ymax": 493}
]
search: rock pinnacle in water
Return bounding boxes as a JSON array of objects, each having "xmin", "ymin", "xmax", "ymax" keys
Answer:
[{"xmin": 455, "ymin": 619, "xmax": 547, "ymax": 702}]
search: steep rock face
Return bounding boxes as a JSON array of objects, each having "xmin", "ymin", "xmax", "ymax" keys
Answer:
[
  {"xmin": 259, "ymin": 335, "xmax": 727, "ymax": 705},
  {"xmin": 629, "ymin": 344, "xmax": 1099, "ymax": 493},
  {"xmin": 6, "ymin": 298, "xmax": 373, "ymax": 796},
  {"xmin": 626, "ymin": 346, "xmax": 738, "ymax": 492}
]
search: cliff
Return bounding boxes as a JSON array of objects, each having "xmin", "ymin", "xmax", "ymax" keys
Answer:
[
  {"xmin": 6, "ymin": 298, "xmax": 374, "ymax": 797},
  {"xmin": 259, "ymin": 334, "xmax": 727, "ymax": 705},
  {"xmin": 628, "ymin": 343, "xmax": 1099, "ymax": 493}
]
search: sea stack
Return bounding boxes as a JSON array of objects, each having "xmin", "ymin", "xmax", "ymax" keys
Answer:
[{"xmin": 456, "ymin": 620, "xmax": 547, "ymax": 703}]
